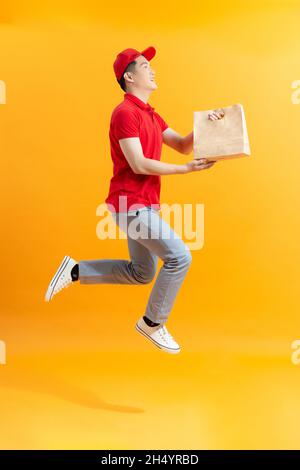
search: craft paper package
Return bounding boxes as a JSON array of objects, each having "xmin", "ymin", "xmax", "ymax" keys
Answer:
[{"xmin": 193, "ymin": 103, "xmax": 251, "ymax": 161}]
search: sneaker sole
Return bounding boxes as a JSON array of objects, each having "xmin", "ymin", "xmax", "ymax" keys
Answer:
[
  {"xmin": 45, "ymin": 255, "xmax": 71, "ymax": 302},
  {"xmin": 135, "ymin": 322, "xmax": 181, "ymax": 354}
]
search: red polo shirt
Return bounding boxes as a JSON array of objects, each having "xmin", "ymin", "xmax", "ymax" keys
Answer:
[{"xmin": 105, "ymin": 92, "xmax": 169, "ymax": 213}]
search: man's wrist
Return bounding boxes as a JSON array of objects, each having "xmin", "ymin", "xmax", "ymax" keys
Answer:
[{"xmin": 177, "ymin": 164, "xmax": 188, "ymax": 175}]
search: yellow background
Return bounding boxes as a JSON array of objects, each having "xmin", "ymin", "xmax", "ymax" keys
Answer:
[{"xmin": 1, "ymin": 0, "xmax": 300, "ymax": 450}]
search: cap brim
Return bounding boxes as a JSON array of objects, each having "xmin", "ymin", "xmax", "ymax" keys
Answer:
[{"xmin": 140, "ymin": 46, "xmax": 156, "ymax": 61}]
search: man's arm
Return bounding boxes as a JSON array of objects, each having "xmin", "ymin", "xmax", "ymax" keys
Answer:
[
  {"xmin": 181, "ymin": 131, "xmax": 193, "ymax": 155},
  {"xmin": 162, "ymin": 128, "xmax": 184, "ymax": 153},
  {"xmin": 119, "ymin": 137, "xmax": 215, "ymax": 176},
  {"xmin": 162, "ymin": 128, "xmax": 193, "ymax": 155},
  {"xmin": 162, "ymin": 109, "xmax": 225, "ymax": 155}
]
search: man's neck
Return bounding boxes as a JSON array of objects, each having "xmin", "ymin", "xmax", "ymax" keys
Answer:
[{"xmin": 126, "ymin": 89, "xmax": 151, "ymax": 104}]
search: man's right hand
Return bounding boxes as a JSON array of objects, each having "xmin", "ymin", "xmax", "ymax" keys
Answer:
[{"xmin": 184, "ymin": 158, "xmax": 216, "ymax": 173}]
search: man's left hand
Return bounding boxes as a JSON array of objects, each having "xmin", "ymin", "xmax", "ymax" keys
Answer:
[{"xmin": 208, "ymin": 108, "xmax": 225, "ymax": 121}]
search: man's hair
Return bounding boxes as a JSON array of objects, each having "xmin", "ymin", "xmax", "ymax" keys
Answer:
[{"xmin": 117, "ymin": 60, "xmax": 137, "ymax": 92}]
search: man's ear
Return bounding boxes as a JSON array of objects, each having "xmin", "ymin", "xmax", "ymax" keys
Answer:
[{"xmin": 124, "ymin": 72, "xmax": 133, "ymax": 84}]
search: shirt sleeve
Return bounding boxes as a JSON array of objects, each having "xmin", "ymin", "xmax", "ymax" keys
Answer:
[
  {"xmin": 154, "ymin": 112, "xmax": 169, "ymax": 132},
  {"xmin": 113, "ymin": 108, "xmax": 140, "ymax": 140}
]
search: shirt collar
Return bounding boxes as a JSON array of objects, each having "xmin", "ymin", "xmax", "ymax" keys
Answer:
[{"xmin": 124, "ymin": 93, "xmax": 155, "ymax": 113}]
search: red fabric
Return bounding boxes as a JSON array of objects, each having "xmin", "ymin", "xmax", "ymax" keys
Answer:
[{"xmin": 105, "ymin": 92, "xmax": 169, "ymax": 213}]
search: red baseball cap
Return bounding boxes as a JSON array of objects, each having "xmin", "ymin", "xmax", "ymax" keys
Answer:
[{"xmin": 113, "ymin": 46, "xmax": 156, "ymax": 82}]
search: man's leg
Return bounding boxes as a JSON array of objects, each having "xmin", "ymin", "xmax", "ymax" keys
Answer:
[
  {"xmin": 126, "ymin": 208, "xmax": 192, "ymax": 326},
  {"xmin": 78, "ymin": 212, "xmax": 158, "ymax": 285},
  {"xmin": 44, "ymin": 211, "xmax": 158, "ymax": 302}
]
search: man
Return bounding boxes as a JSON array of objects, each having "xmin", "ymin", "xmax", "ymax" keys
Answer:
[{"xmin": 45, "ymin": 46, "xmax": 224, "ymax": 354}]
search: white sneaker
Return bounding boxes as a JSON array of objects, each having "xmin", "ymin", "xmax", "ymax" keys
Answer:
[
  {"xmin": 45, "ymin": 255, "xmax": 77, "ymax": 302},
  {"xmin": 135, "ymin": 317, "xmax": 181, "ymax": 354}
]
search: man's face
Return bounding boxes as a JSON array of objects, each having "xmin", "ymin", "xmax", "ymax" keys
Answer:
[{"xmin": 125, "ymin": 54, "xmax": 157, "ymax": 91}]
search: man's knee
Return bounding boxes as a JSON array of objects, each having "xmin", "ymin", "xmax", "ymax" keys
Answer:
[
  {"xmin": 184, "ymin": 248, "xmax": 192, "ymax": 265},
  {"xmin": 132, "ymin": 264, "xmax": 156, "ymax": 284},
  {"xmin": 180, "ymin": 248, "xmax": 192, "ymax": 267},
  {"xmin": 165, "ymin": 247, "xmax": 192, "ymax": 271}
]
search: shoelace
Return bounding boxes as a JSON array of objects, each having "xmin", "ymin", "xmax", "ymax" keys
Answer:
[
  {"xmin": 55, "ymin": 275, "xmax": 72, "ymax": 293},
  {"xmin": 158, "ymin": 325, "xmax": 174, "ymax": 343}
]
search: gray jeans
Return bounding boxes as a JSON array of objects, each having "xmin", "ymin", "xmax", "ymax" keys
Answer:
[{"xmin": 78, "ymin": 206, "xmax": 192, "ymax": 325}]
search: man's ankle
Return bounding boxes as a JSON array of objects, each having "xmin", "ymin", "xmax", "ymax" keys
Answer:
[
  {"xmin": 143, "ymin": 316, "xmax": 160, "ymax": 327},
  {"xmin": 71, "ymin": 264, "xmax": 79, "ymax": 281}
]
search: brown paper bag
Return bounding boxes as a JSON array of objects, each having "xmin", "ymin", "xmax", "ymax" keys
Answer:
[{"xmin": 193, "ymin": 103, "xmax": 251, "ymax": 161}]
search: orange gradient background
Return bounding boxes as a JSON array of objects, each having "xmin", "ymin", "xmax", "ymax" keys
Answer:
[{"xmin": 1, "ymin": 0, "xmax": 300, "ymax": 450}]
